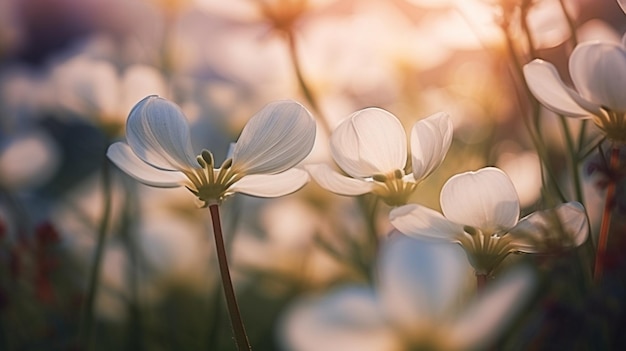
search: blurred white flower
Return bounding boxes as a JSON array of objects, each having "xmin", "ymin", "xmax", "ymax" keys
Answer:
[
  {"xmin": 524, "ymin": 38, "xmax": 626, "ymax": 142},
  {"xmin": 107, "ymin": 96, "xmax": 316, "ymax": 205},
  {"xmin": 307, "ymin": 108, "xmax": 452, "ymax": 206},
  {"xmin": 390, "ymin": 167, "xmax": 588, "ymax": 274},
  {"xmin": 281, "ymin": 233, "xmax": 537, "ymax": 351},
  {"xmin": 49, "ymin": 55, "xmax": 167, "ymax": 131},
  {"xmin": 0, "ymin": 130, "xmax": 60, "ymax": 189}
]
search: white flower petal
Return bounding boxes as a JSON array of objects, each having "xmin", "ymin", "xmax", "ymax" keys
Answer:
[
  {"xmin": 448, "ymin": 265, "xmax": 536, "ymax": 351},
  {"xmin": 570, "ymin": 41, "xmax": 626, "ymax": 112},
  {"xmin": 306, "ymin": 164, "xmax": 374, "ymax": 195},
  {"xmin": 125, "ymin": 96, "xmax": 198, "ymax": 171},
  {"xmin": 280, "ymin": 286, "xmax": 399, "ymax": 351},
  {"xmin": 410, "ymin": 112, "xmax": 453, "ymax": 181},
  {"xmin": 107, "ymin": 142, "xmax": 187, "ymax": 188},
  {"xmin": 330, "ymin": 108, "xmax": 407, "ymax": 178},
  {"xmin": 232, "ymin": 100, "xmax": 316, "ymax": 175},
  {"xmin": 389, "ymin": 204, "xmax": 464, "ymax": 242},
  {"xmin": 230, "ymin": 168, "xmax": 310, "ymax": 198},
  {"xmin": 508, "ymin": 202, "xmax": 589, "ymax": 253},
  {"xmin": 441, "ymin": 167, "xmax": 520, "ymax": 231},
  {"xmin": 378, "ymin": 233, "xmax": 469, "ymax": 333},
  {"xmin": 523, "ymin": 59, "xmax": 593, "ymax": 117}
]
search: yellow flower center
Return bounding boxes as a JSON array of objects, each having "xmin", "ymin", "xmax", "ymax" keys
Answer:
[
  {"xmin": 183, "ymin": 150, "xmax": 245, "ymax": 207},
  {"xmin": 458, "ymin": 226, "xmax": 513, "ymax": 275},
  {"xmin": 371, "ymin": 169, "xmax": 418, "ymax": 207},
  {"xmin": 595, "ymin": 108, "xmax": 626, "ymax": 143}
]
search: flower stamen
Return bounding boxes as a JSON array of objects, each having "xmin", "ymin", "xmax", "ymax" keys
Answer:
[{"xmin": 372, "ymin": 169, "xmax": 418, "ymax": 206}]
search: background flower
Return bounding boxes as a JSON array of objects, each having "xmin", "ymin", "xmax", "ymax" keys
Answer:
[
  {"xmin": 390, "ymin": 167, "xmax": 588, "ymax": 274},
  {"xmin": 307, "ymin": 108, "xmax": 452, "ymax": 206},
  {"xmin": 281, "ymin": 233, "xmax": 537, "ymax": 351},
  {"xmin": 524, "ymin": 39, "xmax": 626, "ymax": 142}
]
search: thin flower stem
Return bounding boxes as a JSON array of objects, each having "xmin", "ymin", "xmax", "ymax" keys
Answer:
[
  {"xmin": 285, "ymin": 30, "xmax": 331, "ymax": 135},
  {"xmin": 208, "ymin": 204, "xmax": 251, "ymax": 351},
  {"xmin": 558, "ymin": 115, "xmax": 584, "ymax": 203},
  {"xmin": 357, "ymin": 195, "xmax": 379, "ymax": 262},
  {"xmin": 79, "ymin": 157, "xmax": 112, "ymax": 350},
  {"xmin": 593, "ymin": 144, "xmax": 620, "ymax": 281},
  {"xmin": 501, "ymin": 23, "xmax": 567, "ymax": 203},
  {"xmin": 476, "ymin": 273, "xmax": 488, "ymax": 293}
]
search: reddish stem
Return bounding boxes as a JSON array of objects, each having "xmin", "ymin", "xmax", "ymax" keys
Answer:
[
  {"xmin": 209, "ymin": 204, "xmax": 251, "ymax": 351},
  {"xmin": 594, "ymin": 145, "xmax": 620, "ymax": 282},
  {"xmin": 476, "ymin": 273, "xmax": 488, "ymax": 293}
]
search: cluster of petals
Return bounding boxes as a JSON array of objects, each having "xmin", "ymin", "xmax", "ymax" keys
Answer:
[
  {"xmin": 281, "ymin": 233, "xmax": 536, "ymax": 351},
  {"xmin": 523, "ymin": 38, "xmax": 626, "ymax": 142},
  {"xmin": 107, "ymin": 96, "xmax": 316, "ymax": 206},
  {"xmin": 307, "ymin": 108, "xmax": 453, "ymax": 206},
  {"xmin": 390, "ymin": 167, "xmax": 588, "ymax": 274}
]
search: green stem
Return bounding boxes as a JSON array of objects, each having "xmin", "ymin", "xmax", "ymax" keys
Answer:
[
  {"xmin": 285, "ymin": 30, "xmax": 331, "ymax": 135},
  {"xmin": 501, "ymin": 23, "xmax": 567, "ymax": 203},
  {"xmin": 208, "ymin": 204, "xmax": 251, "ymax": 351},
  {"xmin": 79, "ymin": 156, "xmax": 113, "ymax": 350},
  {"xmin": 121, "ymin": 184, "xmax": 143, "ymax": 351},
  {"xmin": 593, "ymin": 144, "xmax": 620, "ymax": 281},
  {"xmin": 356, "ymin": 195, "xmax": 379, "ymax": 280},
  {"xmin": 558, "ymin": 116, "xmax": 584, "ymax": 203}
]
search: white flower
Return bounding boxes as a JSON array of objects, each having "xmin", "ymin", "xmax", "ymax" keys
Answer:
[
  {"xmin": 107, "ymin": 96, "xmax": 316, "ymax": 205},
  {"xmin": 307, "ymin": 108, "xmax": 453, "ymax": 206},
  {"xmin": 523, "ymin": 39, "xmax": 626, "ymax": 142},
  {"xmin": 50, "ymin": 55, "xmax": 167, "ymax": 133},
  {"xmin": 390, "ymin": 167, "xmax": 588, "ymax": 274},
  {"xmin": 281, "ymin": 234, "xmax": 537, "ymax": 351}
]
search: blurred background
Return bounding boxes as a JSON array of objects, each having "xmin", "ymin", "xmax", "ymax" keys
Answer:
[{"xmin": 0, "ymin": 0, "xmax": 625, "ymax": 350}]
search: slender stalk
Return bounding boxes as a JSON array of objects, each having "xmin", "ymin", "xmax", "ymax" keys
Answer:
[
  {"xmin": 501, "ymin": 23, "xmax": 567, "ymax": 202},
  {"xmin": 558, "ymin": 116, "xmax": 584, "ymax": 203},
  {"xmin": 208, "ymin": 204, "xmax": 251, "ymax": 351},
  {"xmin": 476, "ymin": 273, "xmax": 488, "ymax": 293},
  {"xmin": 285, "ymin": 30, "xmax": 331, "ymax": 135},
  {"xmin": 593, "ymin": 145, "xmax": 620, "ymax": 281},
  {"xmin": 79, "ymin": 157, "xmax": 112, "ymax": 350}
]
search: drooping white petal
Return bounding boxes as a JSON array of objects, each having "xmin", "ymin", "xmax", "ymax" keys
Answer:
[
  {"xmin": 230, "ymin": 168, "xmax": 310, "ymax": 198},
  {"xmin": 125, "ymin": 96, "xmax": 198, "ymax": 171},
  {"xmin": 523, "ymin": 59, "xmax": 593, "ymax": 117},
  {"xmin": 232, "ymin": 100, "xmax": 316, "ymax": 175},
  {"xmin": 107, "ymin": 142, "xmax": 187, "ymax": 188},
  {"xmin": 441, "ymin": 167, "xmax": 520, "ymax": 231},
  {"xmin": 570, "ymin": 41, "xmax": 626, "ymax": 112},
  {"xmin": 330, "ymin": 108, "xmax": 407, "ymax": 178},
  {"xmin": 280, "ymin": 286, "xmax": 399, "ymax": 351},
  {"xmin": 378, "ymin": 233, "xmax": 469, "ymax": 334},
  {"xmin": 448, "ymin": 265, "xmax": 536, "ymax": 351},
  {"xmin": 306, "ymin": 164, "xmax": 374, "ymax": 195},
  {"xmin": 410, "ymin": 112, "xmax": 453, "ymax": 181},
  {"xmin": 508, "ymin": 202, "xmax": 589, "ymax": 253},
  {"xmin": 389, "ymin": 204, "xmax": 464, "ymax": 242}
]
